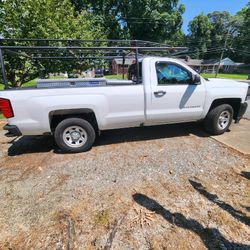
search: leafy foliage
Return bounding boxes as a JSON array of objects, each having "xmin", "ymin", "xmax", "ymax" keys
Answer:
[
  {"xmin": 118, "ymin": 0, "xmax": 185, "ymax": 42},
  {"xmin": 0, "ymin": 0, "xmax": 249, "ymax": 88},
  {"xmin": 233, "ymin": 3, "xmax": 250, "ymax": 63},
  {"xmin": 71, "ymin": 0, "xmax": 124, "ymax": 39},
  {"xmin": 187, "ymin": 2, "xmax": 250, "ymax": 62},
  {"xmin": 0, "ymin": 0, "xmax": 105, "ymax": 87},
  {"xmin": 187, "ymin": 14, "xmax": 212, "ymax": 58},
  {"xmin": 71, "ymin": 0, "xmax": 185, "ymax": 42}
]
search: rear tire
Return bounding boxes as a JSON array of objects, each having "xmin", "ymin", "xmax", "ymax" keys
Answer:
[
  {"xmin": 204, "ymin": 104, "xmax": 233, "ymax": 135},
  {"xmin": 54, "ymin": 118, "xmax": 96, "ymax": 153}
]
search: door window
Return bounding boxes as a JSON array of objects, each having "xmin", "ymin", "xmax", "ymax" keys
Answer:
[{"xmin": 156, "ymin": 62, "xmax": 192, "ymax": 85}]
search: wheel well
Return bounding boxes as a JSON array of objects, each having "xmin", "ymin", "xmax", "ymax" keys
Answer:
[
  {"xmin": 49, "ymin": 109, "xmax": 99, "ymax": 133},
  {"xmin": 209, "ymin": 98, "xmax": 241, "ymax": 120}
]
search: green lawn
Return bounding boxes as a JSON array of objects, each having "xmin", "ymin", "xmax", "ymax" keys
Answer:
[
  {"xmin": 22, "ymin": 78, "xmax": 37, "ymax": 88},
  {"xmin": 104, "ymin": 74, "xmax": 124, "ymax": 80},
  {"xmin": 0, "ymin": 75, "xmax": 69, "ymax": 90},
  {"xmin": 0, "ymin": 79, "xmax": 36, "ymax": 90},
  {"xmin": 201, "ymin": 73, "xmax": 248, "ymax": 80}
]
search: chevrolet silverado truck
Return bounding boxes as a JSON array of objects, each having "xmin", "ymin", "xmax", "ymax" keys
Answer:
[{"xmin": 0, "ymin": 57, "xmax": 249, "ymax": 153}]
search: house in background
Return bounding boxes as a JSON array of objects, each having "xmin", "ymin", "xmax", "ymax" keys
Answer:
[
  {"xmin": 112, "ymin": 58, "xmax": 135, "ymax": 75},
  {"xmin": 179, "ymin": 57, "xmax": 203, "ymax": 72},
  {"xmin": 203, "ymin": 57, "xmax": 236, "ymax": 73},
  {"xmin": 112, "ymin": 56, "xmax": 245, "ymax": 75},
  {"xmin": 181, "ymin": 56, "xmax": 241, "ymax": 73}
]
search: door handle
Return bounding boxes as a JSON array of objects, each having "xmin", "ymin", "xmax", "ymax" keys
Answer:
[{"xmin": 154, "ymin": 90, "xmax": 166, "ymax": 97}]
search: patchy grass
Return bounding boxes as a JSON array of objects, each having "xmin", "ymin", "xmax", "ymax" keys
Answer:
[
  {"xmin": 104, "ymin": 74, "xmax": 125, "ymax": 80},
  {"xmin": 0, "ymin": 113, "xmax": 3, "ymax": 119},
  {"xmin": 22, "ymin": 79, "xmax": 37, "ymax": 88},
  {"xmin": 0, "ymin": 79, "xmax": 36, "ymax": 89},
  {"xmin": 93, "ymin": 209, "xmax": 110, "ymax": 227},
  {"xmin": 201, "ymin": 73, "xmax": 248, "ymax": 80},
  {"xmin": 0, "ymin": 75, "xmax": 67, "ymax": 89}
]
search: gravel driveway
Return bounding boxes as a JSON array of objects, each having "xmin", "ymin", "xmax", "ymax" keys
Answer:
[{"xmin": 0, "ymin": 121, "xmax": 249, "ymax": 249}]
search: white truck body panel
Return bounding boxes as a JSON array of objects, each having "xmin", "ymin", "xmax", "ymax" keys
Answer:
[
  {"xmin": 1, "ymin": 85, "xmax": 145, "ymax": 134},
  {"xmin": 0, "ymin": 57, "xmax": 248, "ymax": 136},
  {"xmin": 145, "ymin": 58, "xmax": 206, "ymax": 125}
]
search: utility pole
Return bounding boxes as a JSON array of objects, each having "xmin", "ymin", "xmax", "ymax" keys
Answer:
[{"xmin": 215, "ymin": 30, "xmax": 230, "ymax": 78}]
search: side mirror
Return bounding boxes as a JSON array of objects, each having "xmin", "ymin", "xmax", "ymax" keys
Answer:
[{"xmin": 192, "ymin": 74, "xmax": 201, "ymax": 84}]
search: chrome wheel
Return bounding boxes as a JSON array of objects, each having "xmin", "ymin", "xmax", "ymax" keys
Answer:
[
  {"xmin": 62, "ymin": 126, "xmax": 88, "ymax": 148},
  {"xmin": 218, "ymin": 110, "xmax": 231, "ymax": 130}
]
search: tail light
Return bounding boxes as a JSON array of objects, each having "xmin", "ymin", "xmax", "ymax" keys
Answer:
[{"xmin": 0, "ymin": 98, "xmax": 14, "ymax": 118}]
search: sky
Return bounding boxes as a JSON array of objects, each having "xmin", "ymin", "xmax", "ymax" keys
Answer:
[{"xmin": 180, "ymin": 0, "xmax": 249, "ymax": 33}]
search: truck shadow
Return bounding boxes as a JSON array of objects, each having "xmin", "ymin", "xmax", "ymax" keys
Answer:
[
  {"xmin": 96, "ymin": 122, "xmax": 209, "ymax": 147},
  {"xmin": 133, "ymin": 193, "xmax": 250, "ymax": 249},
  {"xmin": 7, "ymin": 135, "xmax": 55, "ymax": 156},
  {"xmin": 7, "ymin": 122, "xmax": 210, "ymax": 156}
]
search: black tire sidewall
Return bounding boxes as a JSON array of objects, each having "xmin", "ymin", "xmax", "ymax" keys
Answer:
[
  {"xmin": 205, "ymin": 104, "xmax": 233, "ymax": 135},
  {"xmin": 54, "ymin": 118, "xmax": 96, "ymax": 153}
]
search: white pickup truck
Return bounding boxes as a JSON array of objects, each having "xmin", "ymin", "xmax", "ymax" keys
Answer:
[{"xmin": 0, "ymin": 57, "xmax": 249, "ymax": 153}]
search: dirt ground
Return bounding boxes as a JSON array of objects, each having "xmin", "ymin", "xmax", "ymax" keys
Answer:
[{"xmin": 0, "ymin": 121, "xmax": 249, "ymax": 250}]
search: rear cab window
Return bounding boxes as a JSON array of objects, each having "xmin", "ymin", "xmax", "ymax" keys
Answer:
[{"xmin": 128, "ymin": 62, "xmax": 142, "ymax": 84}]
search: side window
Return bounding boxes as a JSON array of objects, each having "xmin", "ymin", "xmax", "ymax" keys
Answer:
[{"xmin": 156, "ymin": 62, "xmax": 192, "ymax": 85}]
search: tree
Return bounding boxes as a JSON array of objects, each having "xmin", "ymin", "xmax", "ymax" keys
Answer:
[
  {"xmin": 0, "ymin": 0, "xmax": 105, "ymax": 87},
  {"xmin": 165, "ymin": 30, "xmax": 185, "ymax": 46},
  {"xmin": 207, "ymin": 11, "xmax": 239, "ymax": 59},
  {"xmin": 187, "ymin": 14, "xmax": 212, "ymax": 59},
  {"xmin": 233, "ymin": 2, "xmax": 250, "ymax": 63},
  {"xmin": 71, "ymin": 0, "xmax": 124, "ymax": 39},
  {"xmin": 118, "ymin": 0, "xmax": 185, "ymax": 42},
  {"xmin": 71, "ymin": 0, "xmax": 185, "ymax": 42},
  {"xmin": 186, "ymin": 1, "xmax": 250, "ymax": 62}
]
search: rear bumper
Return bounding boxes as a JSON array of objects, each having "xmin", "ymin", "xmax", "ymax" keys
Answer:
[
  {"xmin": 235, "ymin": 102, "xmax": 248, "ymax": 123},
  {"xmin": 3, "ymin": 124, "xmax": 22, "ymax": 137}
]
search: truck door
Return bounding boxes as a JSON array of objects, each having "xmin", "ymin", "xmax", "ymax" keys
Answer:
[{"xmin": 146, "ymin": 60, "xmax": 206, "ymax": 124}]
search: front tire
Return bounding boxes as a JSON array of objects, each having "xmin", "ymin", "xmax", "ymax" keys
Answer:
[
  {"xmin": 54, "ymin": 118, "xmax": 96, "ymax": 153},
  {"xmin": 204, "ymin": 104, "xmax": 233, "ymax": 135}
]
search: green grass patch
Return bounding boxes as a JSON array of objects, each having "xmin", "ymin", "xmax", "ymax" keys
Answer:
[
  {"xmin": 104, "ymin": 74, "xmax": 125, "ymax": 80},
  {"xmin": 0, "ymin": 113, "xmax": 3, "ymax": 119},
  {"xmin": 201, "ymin": 73, "xmax": 248, "ymax": 80},
  {"xmin": 93, "ymin": 209, "xmax": 110, "ymax": 227},
  {"xmin": 22, "ymin": 78, "xmax": 37, "ymax": 88},
  {"xmin": 0, "ymin": 75, "xmax": 68, "ymax": 89},
  {"xmin": 0, "ymin": 79, "xmax": 37, "ymax": 89}
]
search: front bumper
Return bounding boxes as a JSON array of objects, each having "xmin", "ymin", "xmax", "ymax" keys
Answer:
[
  {"xmin": 3, "ymin": 124, "xmax": 22, "ymax": 137},
  {"xmin": 235, "ymin": 102, "xmax": 248, "ymax": 123}
]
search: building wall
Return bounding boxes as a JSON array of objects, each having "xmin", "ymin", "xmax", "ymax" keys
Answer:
[{"xmin": 112, "ymin": 62, "xmax": 129, "ymax": 75}]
